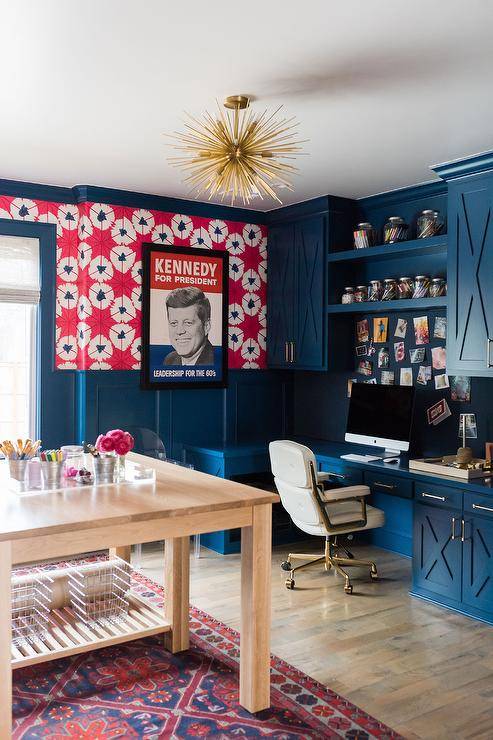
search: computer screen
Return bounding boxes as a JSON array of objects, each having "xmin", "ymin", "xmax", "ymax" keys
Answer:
[{"xmin": 345, "ymin": 384, "xmax": 415, "ymax": 452}]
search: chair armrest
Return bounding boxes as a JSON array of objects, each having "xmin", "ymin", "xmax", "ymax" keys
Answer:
[{"xmin": 321, "ymin": 485, "xmax": 370, "ymax": 503}]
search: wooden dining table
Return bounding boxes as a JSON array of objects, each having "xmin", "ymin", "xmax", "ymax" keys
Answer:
[{"xmin": 0, "ymin": 452, "xmax": 278, "ymax": 739}]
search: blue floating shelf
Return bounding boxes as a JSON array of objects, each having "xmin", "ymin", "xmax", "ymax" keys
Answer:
[
  {"xmin": 327, "ymin": 235, "xmax": 447, "ymax": 263},
  {"xmin": 327, "ymin": 297, "xmax": 448, "ymax": 314}
]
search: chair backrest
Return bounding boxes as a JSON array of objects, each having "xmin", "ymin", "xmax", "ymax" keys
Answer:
[{"xmin": 269, "ymin": 440, "xmax": 324, "ymax": 529}]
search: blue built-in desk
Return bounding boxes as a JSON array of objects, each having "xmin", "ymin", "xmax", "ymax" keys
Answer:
[{"xmin": 183, "ymin": 439, "xmax": 493, "ymax": 626}]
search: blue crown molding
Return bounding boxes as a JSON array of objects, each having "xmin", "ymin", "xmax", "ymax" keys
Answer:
[
  {"xmin": 0, "ymin": 178, "xmax": 76, "ymax": 204},
  {"xmin": 73, "ymin": 185, "xmax": 266, "ymax": 223},
  {"xmin": 431, "ymin": 150, "xmax": 493, "ymax": 181},
  {"xmin": 358, "ymin": 180, "xmax": 447, "ymax": 210}
]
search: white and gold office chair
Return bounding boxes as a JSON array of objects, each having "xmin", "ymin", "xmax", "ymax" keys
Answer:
[{"xmin": 269, "ymin": 440, "xmax": 385, "ymax": 594}]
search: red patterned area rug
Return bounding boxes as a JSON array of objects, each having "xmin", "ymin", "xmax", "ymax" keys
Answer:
[{"xmin": 13, "ymin": 559, "xmax": 401, "ymax": 739}]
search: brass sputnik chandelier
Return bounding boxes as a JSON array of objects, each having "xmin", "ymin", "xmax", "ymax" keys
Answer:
[{"xmin": 167, "ymin": 95, "xmax": 305, "ymax": 206}]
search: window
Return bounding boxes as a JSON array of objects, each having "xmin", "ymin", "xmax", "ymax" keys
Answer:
[{"xmin": 0, "ymin": 235, "xmax": 40, "ymax": 441}]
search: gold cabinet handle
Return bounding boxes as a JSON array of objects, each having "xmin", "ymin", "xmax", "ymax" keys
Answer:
[
  {"xmin": 374, "ymin": 481, "xmax": 395, "ymax": 490},
  {"xmin": 472, "ymin": 503, "xmax": 493, "ymax": 513},
  {"xmin": 487, "ymin": 338, "xmax": 493, "ymax": 369},
  {"xmin": 290, "ymin": 341, "xmax": 295, "ymax": 364},
  {"xmin": 284, "ymin": 341, "xmax": 289, "ymax": 363},
  {"xmin": 461, "ymin": 518, "xmax": 466, "ymax": 542},
  {"xmin": 421, "ymin": 492, "xmax": 446, "ymax": 501},
  {"xmin": 451, "ymin": 516, "xmax": 457, "ymax": 540}
]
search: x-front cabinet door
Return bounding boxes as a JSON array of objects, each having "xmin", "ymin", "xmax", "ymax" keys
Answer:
[
  {"xmin": 266, "ymin": 222, "xmax": 296, "ymax": 368},
  {"xmin": 412, "ymin": 502, "xmax": 462, "ymax": 602},
  {"xmin": 462, "ymin": 514, "xmax": 493, "ymax": 614},
  {"xmin": 294, "ymin": 214, "xmax": 327, "ymax": 369},
  {"xmin": 447, "ymin": 172, "xmax": 493, "ymax": 376}
]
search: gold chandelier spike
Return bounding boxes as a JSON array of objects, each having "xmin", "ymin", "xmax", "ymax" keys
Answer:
[{"xmin": 166, "ymin": 95, "xmax": 306, "ymax": 206}]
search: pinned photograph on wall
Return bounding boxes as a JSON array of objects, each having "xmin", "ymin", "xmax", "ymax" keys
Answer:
[
  {"xmin": 141, "ymin": 244, "xmax": 228, "ymax": 389},
  {"xmin": 373, "ymin": 317, "xmax": 388, "ymax": 343},
  {"xmin": 357, "ymin": 359, "xmax": 373, "ymax": 376},
  {"xmin": 378, "ymin": 347, "xmax": 390, "ymax": 368},
  {"xmin": 400, "ymin": 367, "xmax": 413, "ymax": 386},
  {"xmin": 410, "ymin": 347, "xmax": 426, "ymax": 364},
  {"xmin": 394, "ymin": 318, "xmax": 407, "ymax": 338},
  {"xmin": 413, "ymin": 315, "xmax": 429, "ymax": 345},
  {"xmin": 347, "ymin": 378, "xmax": 357, "ymax": 397},
  {"xmin": 381, "ymin": 370, "xmax": 395, "ymax": 385},
  {"xmin": 427, "ymin": 398, "xmax": 451, "ymax": 426},
  {"xmin": 432, "ymin": 346, "xmax": 447, "ymax": 370},
  {"xmin": 434, "ymin": 373, "xmax": 449, "ymax": 390},
  {"xmin": 416, "ymin": 365, "xmax": 432, "ymax": 385},
  {"xmin": 367, "ymin": 339, "xmax": 376, "ymax": 356},
  {"xmin": 356, "ymin": 345, "xmax": 367, "ymax": 357},
  {"xmin": 356, "ymin": 319, "xmax": 369, "ymax": 343},
  {"xmin": 458, "ymin": 413, "xmax": 477, "ymax": 439},
  {"xmin": 394, "ymin": 341, "xmax": 405, "ymax": 362},
  {"xmin": 450, "ymin": 376, "xmax": 471, "ymax": 403},
  {"xmin": 433, "ymin": 316, "xmax": 447, "ymax": 340}
]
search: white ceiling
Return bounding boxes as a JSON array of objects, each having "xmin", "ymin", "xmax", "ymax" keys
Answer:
[{"xmin": 1, "ymin": 0, "xmax": 493, "ymax": 211}]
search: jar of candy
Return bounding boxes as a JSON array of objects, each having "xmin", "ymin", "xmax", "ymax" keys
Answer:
[
  {"xmin": 398, "ymin": 276, "xmax": 414, "ymax": 299},
  {"xmin": 417, "ymin": 209, "xmax": 443, "ymax": 239},
  {"xmin": 353, "ymin": 222, "xmax": 377, "ymax": 249},
  {"xmin": 342, "ymin": 287, "xmax": 355, "ymax": 304},
  {"xmin": 381, "ymin": 278, "xmax": 397, "ymax": 301},
  {"xmin": 354, "ymin": 285, "xmax": 368, "ymax": 302},
  {"xmin": 61, "ymin": 445, "xmax": 84, "ymax": 478},
  {"xmin": 429, "ymin": 277, "xmax": 446, "ymax": 297},
  {"xmin": 384, "ymin": 216, "xmax": 409, "ymax": 244},
  {"xmin": 368, "ymin": 279, "xmax": 383, "ymax": 301},
  {"xmin": 412, "ymin": 275, "xmax": 430, "ymax": 298}
]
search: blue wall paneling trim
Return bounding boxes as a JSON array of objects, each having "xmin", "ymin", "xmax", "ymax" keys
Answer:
[
  {"xmin": 0, "ymin": 178, "xmax": 76, "ymax": 204},
  {"xmin": 432, "ymin": 150, "xmax": 493, "ymax": 181}
]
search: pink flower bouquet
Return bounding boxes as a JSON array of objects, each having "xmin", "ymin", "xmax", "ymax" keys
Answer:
[{"xmin": 95, "ymin": 429, "xmax": 135, "ymax": 457}]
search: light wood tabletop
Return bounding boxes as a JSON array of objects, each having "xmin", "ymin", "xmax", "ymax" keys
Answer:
[{"xmin": 0, "ymin": 452, "xmax": 278, "ymax": 738}]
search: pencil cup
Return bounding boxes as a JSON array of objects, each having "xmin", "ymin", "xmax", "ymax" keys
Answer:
[
  {"xmin": 40, "ymin": 461, "xmax": 64, "ymax": 489},
  {"xmin": 8, "ymin": 459, "xmax": 29, "ymax": 484},
  {"xmin": 93, "ymin": 456, "xmax": 116, "ymax": 484}
]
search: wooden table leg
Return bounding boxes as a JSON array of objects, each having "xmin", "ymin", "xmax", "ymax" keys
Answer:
[
  {"xmin": 163, "ymin": 536, "xmax": 190, "ymax": 653},
  {"xmin": 240, "ymin": 503, "xmax": 272, "ymax": 713},
  {"xmin": 109, "ymin": 546, "xmax": 132, "ymax": 562},
  {"xmin": 0, "ymin": 541, "xmax": 12, "ymax": 739}
]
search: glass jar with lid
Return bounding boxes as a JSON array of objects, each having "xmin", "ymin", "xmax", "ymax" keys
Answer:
[
  {"xmin": 353, "ymin": 222, "xmax": 377, "ymax": 249},
  {"xmin": 61, "ymin": 445, "xmax": 84, "ymax": 478},
  {"xmin": 398, "ymin": 277, "xmax": 414, "ymax": 299},
  {"xmin": 354, "ymin": 285, "xmax": 368, "ymax": 302},
  {"xmin": 384, "ymin": 216, "xmax": 409, "ymax": 244},
  {"xmin": 368, "ymin": 279, "xmax": 383, "ymax": 301},
  {"xmin": 417, "ymin": 209, "xmax": 443, "ymax": 239},
  {"xmin": 429, "ymin": 277, "xmax": 446, "ymax": 297},
  {"xmin": 381, "ymin": 278, "xmax": 397, "ymax": 301},
  {"xmin": 341, "ymin": 287, "xmax": 355, "ymax": 304},
  {"xmin": 412, "ymin": 275, "xmax": 430, "ymax": 298}
]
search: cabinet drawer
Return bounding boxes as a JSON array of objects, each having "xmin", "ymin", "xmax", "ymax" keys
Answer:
[
  {"xmin": 465, "ymin": 492, "xmax": 493, "ymax": 519},
  {"xmin": 414, "ymin": 482, "xmax": 462, "ymax": 510},
  {"xmin": 364, "ymin": 471, "xmax": 412, "ymax": 499},
  {"xmin": 318, "ymin": 460, "xmax": 363, "ymax": 487}
]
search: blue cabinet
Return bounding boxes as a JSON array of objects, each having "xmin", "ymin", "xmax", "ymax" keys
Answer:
[
  {"xmin": 446, "ymin": 172, "xmax": 493, "ymax": 376},
  {"xmin": 412, "ymin": 503, "xmax": 462, "ymax": 602},
  {"xmin": 267, "ymin": 223, "xmax": 296, "ymax": 367},
  {"xmin": 462, "ymin": 514, "xmax": 493, "ymax": 613},
  {"xmin": 267, "ymin": 214, "xmax": 327, "ymax": 370}
]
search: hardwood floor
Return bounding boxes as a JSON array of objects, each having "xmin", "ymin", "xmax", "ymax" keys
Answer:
[{"xmin": 138, "ymin": 539, "xmax": 493, "ymax": 740}]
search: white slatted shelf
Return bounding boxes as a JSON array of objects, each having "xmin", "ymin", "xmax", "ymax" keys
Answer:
[{"xmin": 11, "ymin": 593, "xmax": 170, "ymax": 669}]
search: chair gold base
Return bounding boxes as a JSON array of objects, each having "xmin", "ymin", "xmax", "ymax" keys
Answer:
[{"xmin": 281, "ymin": 537, "xmax": 378, "ymax": 594}]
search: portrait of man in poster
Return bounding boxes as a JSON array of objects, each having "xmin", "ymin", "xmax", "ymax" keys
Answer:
[{"xmin": 164, "ymin": 287, "xmax": 214, "ymax": 366}]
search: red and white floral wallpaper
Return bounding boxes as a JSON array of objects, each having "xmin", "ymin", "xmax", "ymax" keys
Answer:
[{"xmin": 0, "ymin": 195, "xmax": 267, "ymax": 370}]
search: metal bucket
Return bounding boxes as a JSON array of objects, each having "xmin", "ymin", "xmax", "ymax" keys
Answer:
[{"xmin": 93, "ymin": 456, "xmax": 116, "ymax": 484}]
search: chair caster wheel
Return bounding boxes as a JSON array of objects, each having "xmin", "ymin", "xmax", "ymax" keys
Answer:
[
  {"xmin": 285, "ymin": 579, "xmax": 295, "ymax": 589},
  {"xmin": 344, "ymin": 584, "xmax": 353, "ymax": 594},
  {"xmin": 280, "ymin": 560, "xmax": 292, "ymax": 572}
]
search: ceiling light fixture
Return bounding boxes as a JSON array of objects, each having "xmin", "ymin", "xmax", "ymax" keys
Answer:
[{"xmin": 167, "ymin": 95, "xmax": 305, "ymax": 206}]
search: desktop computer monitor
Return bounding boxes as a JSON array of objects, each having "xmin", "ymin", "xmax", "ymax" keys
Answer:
[{"xmin": 345, "ymin": 384, "xmax": 415, "ymax": 454}]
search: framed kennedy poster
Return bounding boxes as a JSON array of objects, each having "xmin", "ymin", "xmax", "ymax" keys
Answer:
[{"xmin": 141, "ymin": 244, "xmax": 228, "ymax": 389}]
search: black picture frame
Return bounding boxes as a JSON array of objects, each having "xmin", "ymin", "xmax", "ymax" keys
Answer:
[{"xmin": 140, "ymin": 243, "xmax": 229, "ymax": 390}]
